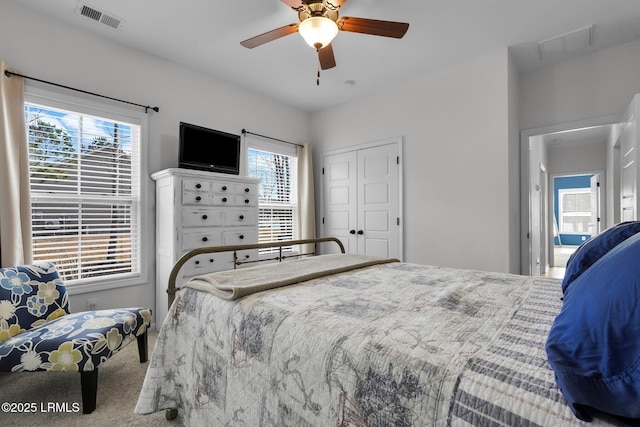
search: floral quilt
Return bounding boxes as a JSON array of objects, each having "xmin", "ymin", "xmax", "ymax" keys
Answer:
[{"xmin": 135, "ymin": 259, "xmax": 614, "ymax": 426}]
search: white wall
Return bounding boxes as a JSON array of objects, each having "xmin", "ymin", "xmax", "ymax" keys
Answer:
[
  {"xmin": 547, "ymin": 141, "xmax": 607, "ymax": 175},
  {"xmin": 519, "ymin": 38, "xmax": 640, "ymax": 274},
  {"xmin": 0, "ymin": 1, "xmax": 310, "ymax": 323},
  {"xmin": 311, "ymin": 49, "xmax": 516, "ymax": 273},
  {"xmin": 520, "ymin": 38, "xmax": 640, "ymax": 131}
]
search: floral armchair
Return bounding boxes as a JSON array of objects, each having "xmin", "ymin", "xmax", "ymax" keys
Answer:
[{"xmin": 0, "ymin": 262, "xmax": 151, "ymax": 414}]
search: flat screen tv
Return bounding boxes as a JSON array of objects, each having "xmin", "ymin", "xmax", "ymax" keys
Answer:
[{"xmin": 179, "ymin": 122, "xmax": 241, "ymax": 175}]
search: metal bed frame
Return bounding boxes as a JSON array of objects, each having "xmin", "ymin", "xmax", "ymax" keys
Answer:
[{"xmin": 166, "ymin": 237, "xmax": 345, "ymax": 308}]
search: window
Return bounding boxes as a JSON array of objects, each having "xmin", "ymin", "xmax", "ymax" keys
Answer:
[
  {"xmin": 558, "ymin": 188, "xmax": 591, "ymax": 233},
  {"xmin": 25, "ymin": 88, "xmax": 147, "ymax": 289},
  {"xmin": 247, "ymin": 140, "xmax": 298, "ymax": 254}
]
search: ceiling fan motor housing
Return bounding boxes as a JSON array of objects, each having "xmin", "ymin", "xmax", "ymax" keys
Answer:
[{"xmin": 298, "ymin": 1, "xmax": 339, "ymax": 22}]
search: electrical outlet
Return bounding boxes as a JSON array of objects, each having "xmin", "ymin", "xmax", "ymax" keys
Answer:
[{"xmin": 87, "ymin": 298, "xmax": 99, "ymax": 311}]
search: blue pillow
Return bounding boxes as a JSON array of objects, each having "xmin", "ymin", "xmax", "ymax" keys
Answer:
[
  {"xmin": 562, "ymin": 221, "xmax": 640, "ymax": 294},
  {"xmin": 546, "ymin": 232, "xmax": 640, "ymax": 422}
]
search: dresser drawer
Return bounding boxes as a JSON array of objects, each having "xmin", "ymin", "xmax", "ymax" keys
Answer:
[
  {"xmin": 212, "ymin": 194, "xmax": 235, "ymax": 206},
  {"xmin": 183, "ymin": 179, "xmax": 212, "ymax": 192},
  {"xmin": 223, "ymin": 229, "xmax": 258, "ymax": 245},
  {"xmin": 234, "ymin": 195, "xmax": 258, "ymax": 207},
  {"xmin": 182, "ymin": 209, "xmax": 223, "ymax": 227},
  {"xmin": 225, "ymin": 209, "xmax": 257, "ymax": 226},
  {"xmin": 234, "ymin": 183, "xmax": 258, "ymax": 196},
  {"xmin": 211, "ymin": 182, "xmax": 234, "ymax": 193},
  {"xmin": 235, "ymin": 249, "xmax": 260, "ymax": 265},
  {"xmin": 183, "ymin": 191, "xmax": 213, "ymax": 205},
  {"xmin": 182, "ymin": 252, "xmax": 234, "ymax": 277},
  {"xmin": 183, "ymin": 230, "xmax": 223, "ymax": 250}
]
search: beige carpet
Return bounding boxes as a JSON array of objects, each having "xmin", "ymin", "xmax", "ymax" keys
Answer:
[{"xmin": 0, "ymin": 331, "xmax": 183, "ymax": 427}]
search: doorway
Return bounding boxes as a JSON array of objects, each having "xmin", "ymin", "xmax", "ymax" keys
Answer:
[
  {"xmin": 520, "ymin": 117, "xmax": 619, "ymax": 277},
  {"xmin": 551, "ymin": 173, "xmax": 602, "ymax": 270}
]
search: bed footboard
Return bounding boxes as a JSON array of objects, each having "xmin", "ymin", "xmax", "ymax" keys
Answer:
[{"xmin": 166, "ymin": 237, "xmax": 345, "ymax": 308}]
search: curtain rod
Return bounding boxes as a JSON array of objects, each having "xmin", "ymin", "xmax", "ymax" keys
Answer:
[
  {"xmin": 3, "ymin": 70, "xmax": 159, "ymax": 114},
  {"xmin": 241, "ymin": 129, "xmax": 303, "ymax": 148}
]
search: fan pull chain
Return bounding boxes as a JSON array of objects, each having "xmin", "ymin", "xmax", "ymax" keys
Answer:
[{"xmin": 316, "ymin": 49, "xmax": 321, "ymax": 86}]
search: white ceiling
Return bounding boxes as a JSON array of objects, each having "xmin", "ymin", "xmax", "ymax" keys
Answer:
[
  {"xmin": 543, "ymin": 125, "xmax": 613, "ymax": 148},
  {"xmin": 12, "ymin": 0, "xmax": 640, "ymax": 112}
]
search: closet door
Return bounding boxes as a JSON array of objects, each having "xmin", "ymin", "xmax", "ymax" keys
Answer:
[
  {"xmin": 322, "ymin": 140, "xmax": 402, "ymax": 259},
  {"xmin": 322, "ymin": 151, "xmax": 358, "ymax": 254},
  {"xmin": 357, "ymin": 144, "xmax": 400, "ymax": 258}
]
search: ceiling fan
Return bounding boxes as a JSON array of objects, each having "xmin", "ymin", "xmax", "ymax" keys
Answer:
[{"xmin": 240, "ymin": 0, "xmax": 409, "ymax": 75}]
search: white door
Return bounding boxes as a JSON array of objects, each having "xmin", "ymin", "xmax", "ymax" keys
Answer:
[
  {"xmin": 322, "ymin": 151, "xmax": 358, "ymax": 254},
  {"xmin": 357, "ymin": 144, "xmax": 400, "ymax": 258},
  {"xmin": 322, "ymin": 142, "xmax": 402, "ymax": 259}
]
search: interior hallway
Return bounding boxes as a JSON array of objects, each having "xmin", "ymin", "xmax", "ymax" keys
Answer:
[{"xmin": 544, "ymin": 245, "xmax": 580, "ymax": 279}]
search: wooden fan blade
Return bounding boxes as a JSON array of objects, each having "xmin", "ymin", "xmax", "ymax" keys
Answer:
[
  {"xmin": 318, "ymin": 43, "xmax": 336, "ymax": 70},
  {"xmin": 240, "ymin": 24, "xmax": 299, "ymax": 48},
  {"xmin": 280, "ymin": 0, "xmax": 304, "ymax": 10},
  {"xmin": 337, "ymin": 16, "xmax": 409, "ymax": 38}
]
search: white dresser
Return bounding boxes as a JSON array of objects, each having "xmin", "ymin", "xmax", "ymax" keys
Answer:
[{"xmin": 152, "ymin": 168, "xmax": 260, "ymax": 324}]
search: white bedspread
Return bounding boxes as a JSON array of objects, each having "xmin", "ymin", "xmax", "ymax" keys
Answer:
[{"xmin": 136, "ymin": 257, "xmax": 615, "ymax": 426}]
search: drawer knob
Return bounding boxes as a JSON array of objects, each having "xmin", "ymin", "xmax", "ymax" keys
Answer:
[
  {"xmin": 202, "ymin": 214, "xmax": 208, "ymax": 220},
  {"xmin": 209, "ymin": 259, "xmax": 214, "ymax": 263},
  {"xmin": 222, "ymin": 197, "xmax": 227, "ymax": 203},
  {"xmin": 202, "ymin": 237, "xmax": 208, "ymax": 242},
  {"xmin": 239, "ymin": 235, "xmax": 245, "ymax": 240},
  {"xmin": 195, "ymin": 183, "xmax": 201, "ymax": 189},
  {"xmin": 195, "ymin": 260, "xmax": 200, "ymax": 265},
  {"xmin": 195, "ymin": 196, "xmax": 201, "ymax": 201},
  {"xmin": 239, "ymin": 215, "xmax": 244, "ymax": 220},
  {"xmin": 222, "ymin": 186, "xmax": 227, "ymax": 191},
  {"xmin": 244, "ymin": 188, "xmax": 250, "ymax": 193},
  {"xmin": 245, "ymin": 255, "xmax": 250, "ymax": 259},
  {"xmin": 245, "ymin": 199, "xmax": 250, "ymax": 204}
]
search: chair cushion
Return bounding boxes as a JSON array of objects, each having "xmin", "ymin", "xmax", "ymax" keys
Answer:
[
  {"xmin": 0, "ymin": 262, "xmax": 69, "ymax": 342},
  {"xmin": 0, "ymin": 308, "xmax": 151, "ymax": 372},
  {"xmin": 561, "ymin": 221, "xmax": 640, "ymax": 294},
  {"xmin": 546, "ymin": 232, "xmax": 640, "ymax": 422}
]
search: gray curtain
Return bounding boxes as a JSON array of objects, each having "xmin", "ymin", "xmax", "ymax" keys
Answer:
[
  {"xmin": 297, "ymin": 143, "xmax": 316, "ymax": 254},
  {"xmin": 0, "ymin": 61, "xmax": 32, "ymax": 266}
]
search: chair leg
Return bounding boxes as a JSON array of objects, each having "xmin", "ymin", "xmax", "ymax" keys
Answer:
[
  {"xmin": 137, "ymin": 331, "xmax": 149, "ymax": 363},
  {"xmin": 80, "ymin": 369, "xmax": 98, "ymax": 414}
]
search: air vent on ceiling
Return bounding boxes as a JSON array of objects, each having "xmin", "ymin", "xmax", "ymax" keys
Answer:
[
  {"xmin": 538, "ymin": 25, "xmax": 593, "ymax": 60},
  {"xmin": 76, "ymin": 2, "xmax": 124, "ymax": 30}
]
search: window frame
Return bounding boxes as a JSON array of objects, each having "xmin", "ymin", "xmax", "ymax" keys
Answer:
[
  {"xmin": 24, "ymin": 85, "xmax": 149, "ymax": 294},
  {"xmin": 245, "ymin": 137, "xmax": 299, "ymax": 255},
  {"xmin": 558, "ymin": 187, "xmax": 592, "ymax": 235}
]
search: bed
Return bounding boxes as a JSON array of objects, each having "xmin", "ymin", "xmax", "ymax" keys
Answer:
[{"xmin": 135, "ymin": 236, "xmax": 640, "ymax": 426}]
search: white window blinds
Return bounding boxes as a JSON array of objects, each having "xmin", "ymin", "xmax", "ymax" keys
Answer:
[
  {"xmin": 25, "ymin": 101, "xmax": 143, "ymax": 284},
  {"xmin": 247, "ymin": 140, "xmax": 298, "ymax": 253}
]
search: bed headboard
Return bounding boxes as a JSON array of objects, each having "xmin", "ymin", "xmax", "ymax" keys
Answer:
[{"xmin": 166, "ymin": 237, "xmax": 346, "ymax": 308}]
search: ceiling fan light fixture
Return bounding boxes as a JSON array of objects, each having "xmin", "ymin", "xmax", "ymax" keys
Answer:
[{"xmin": 298, "ymin": 16, "xmax": 338, "ymax": 49}]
